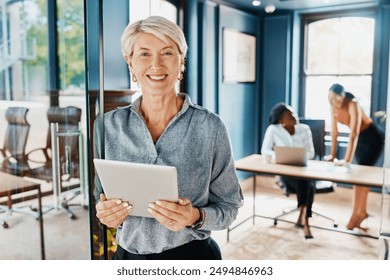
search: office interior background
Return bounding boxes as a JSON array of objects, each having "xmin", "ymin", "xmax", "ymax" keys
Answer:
[{"xmin": 0, "ymin": 0, "xmax": 390, "ymax": 260}]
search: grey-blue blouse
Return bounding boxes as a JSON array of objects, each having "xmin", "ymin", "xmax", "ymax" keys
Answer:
[{"xmin": 94, "ymin": 93, "xmax": 243, "ymax": 255}]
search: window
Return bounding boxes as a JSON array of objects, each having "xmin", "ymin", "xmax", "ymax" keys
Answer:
[
  {"xmin": 129, "ymin": 0, "xmax": 177, "ymax": 23},
  {"xmin": 302, "ymin": 15, "xmax": 375, "ymax": 131}
]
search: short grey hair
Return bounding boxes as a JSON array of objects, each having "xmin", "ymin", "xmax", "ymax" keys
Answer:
[{"xmin": 121, "ymin": 16, "xmax": 188, "ymax": 63}]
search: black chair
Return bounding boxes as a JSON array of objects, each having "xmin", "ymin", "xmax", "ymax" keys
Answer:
[{"xmin": 273, "ymin": 118, "xmax": 338, "ymax": 227}]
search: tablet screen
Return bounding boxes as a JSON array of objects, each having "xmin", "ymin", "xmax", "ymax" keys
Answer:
[{"xmin": 94, "ymin": 159, "xmax": 179, "ymax": 218}]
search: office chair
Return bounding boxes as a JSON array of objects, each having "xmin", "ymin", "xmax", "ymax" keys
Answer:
[
  {"xmin": 26, "ymin": 106, "xmax": 85, "ymax": 219},
  {"xmin": 0, "ymin": 107, "xmax": 44, "ymax": 227},
  {"xmin": 0, "ymin": 107, "xmax": 32, "ymax": 176},
  {"xmin": 273, "ymin": 118, "xmax": 338, "ymax": 227}
]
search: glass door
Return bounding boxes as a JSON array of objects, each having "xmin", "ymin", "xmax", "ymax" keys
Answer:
[{"xmin": 0, "ymin": 0, "xmax": 89, "ymax": 260}]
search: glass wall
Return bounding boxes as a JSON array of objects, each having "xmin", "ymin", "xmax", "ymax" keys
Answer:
[
  {"xmin": 0, "ymin": 0, "xmax": 183, "ymax": 259},
  {"xmin": 379, "ymin": 50, "xmax": 390, "ymax": 260},
  {"xmin": 0, "ymin": 0, "xmax": 89, "ymax": 259}
]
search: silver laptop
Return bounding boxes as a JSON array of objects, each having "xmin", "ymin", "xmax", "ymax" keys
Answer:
[
  {"xmin": 93, "ymin": 159, "xmax": 179, "ymax": 218},
  {"xmin": 274, "ymin": 146, "xmax": 307, "ymax": 166}
]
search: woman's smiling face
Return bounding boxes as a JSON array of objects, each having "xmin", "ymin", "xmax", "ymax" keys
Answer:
[{"xmin": 127, "ymin": 33, "xmax": 183, "ymax": 96}]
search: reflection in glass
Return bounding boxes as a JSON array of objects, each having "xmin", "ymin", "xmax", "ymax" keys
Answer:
[
  {"xmin": 57, "ymin": 0, "xmax": 85, "ymax": 92},
  {"xmin": 0, "ymin": 0, "xmax": 89, "ymax": 260}
]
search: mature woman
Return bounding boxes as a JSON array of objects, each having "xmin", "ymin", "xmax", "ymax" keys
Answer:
[
  {"xmin": 326, "ymin": 83, "xmax": 384, "ymax": 231},
  {"xmin": 261, "ymin": 103, "xmax": 316, "ymax": 239},
  {"xmin": 94, "ymin": 16, "xmax": 243, "ymax": 260}
]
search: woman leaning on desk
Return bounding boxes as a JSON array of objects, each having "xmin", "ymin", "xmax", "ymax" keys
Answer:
[
  {"xmin": 261, "ymin": 102, "xmax": 316, "ymax": 239},
  {"xmin": 94, "ymin": 16, "xmax": 243, "ymax": 260},
  {"xmin": 326, "ymin": 83, "xmax": 384, "ymax": 231}
]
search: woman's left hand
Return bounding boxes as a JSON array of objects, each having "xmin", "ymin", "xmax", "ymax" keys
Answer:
[{"xmin": 148, "ymin": 197, "xmax": 200, "ymax": 231}]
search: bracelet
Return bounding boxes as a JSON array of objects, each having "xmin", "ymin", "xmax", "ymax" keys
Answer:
[{"xmin": 190, "ymin": 207, "xmax": 204, "ymax": 229}]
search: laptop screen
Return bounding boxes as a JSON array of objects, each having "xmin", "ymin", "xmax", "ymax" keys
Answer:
[{"xmin": 274, "ymin": 146, "xmax": 307, "ymax": 166}]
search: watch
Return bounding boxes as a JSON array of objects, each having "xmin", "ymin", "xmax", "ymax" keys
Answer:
[{"xmin": 190, "ymin": 207, "xmax": 204, "ymax": 229}]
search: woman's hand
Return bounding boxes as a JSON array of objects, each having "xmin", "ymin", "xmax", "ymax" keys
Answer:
[
  {"xmin": 324, "ymin": 155, "xmax": 335, "ymax": 162},
  {"xmin": 333, "ymin": 158, "xmax": 351, "ymax": 167},
  {"xmin": 148, "ymin": 197, "xmax": 200, "ymax": 232},
  {"xmin": 96, "ymin": 194, "xmax": 133, "ymax": 228}
]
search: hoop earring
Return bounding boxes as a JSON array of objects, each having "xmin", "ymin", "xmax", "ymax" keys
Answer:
[
  {"xmin": 178, "ymin": 72, "xmax": 183, "ymax": 81},
  {"xmin": 132, "ymin": 75, "xmax": 137, "ymax": 83}
]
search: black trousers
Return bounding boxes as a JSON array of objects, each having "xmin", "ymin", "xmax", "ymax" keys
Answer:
[
  {"xmin": 112, "ymin": 237, "xmax": 222, "ymax": 260},
  {"xmin": 281, "ymin": 176, "xmax": 316, "ymax": 218},
  {"xmin": 355, "ymin": 123, "xmax": 385, "ymax": 166}
]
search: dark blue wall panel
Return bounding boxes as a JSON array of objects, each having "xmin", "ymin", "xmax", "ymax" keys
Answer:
[
  {"xmin": 375, "ymin": 4, "xmax": 390, "ymax": 128},
  {"xmin": 85, "ymin": 0, "xmax": 100, "ymax": 90},
  {"xmin": 86, "ymin": 0, "xmax": 129, "ymax": 90},
  {"xmin": 261, "ymin": 15, "xmax": 291, "ymax": 142},
  {"xmin": 200, "ymin": 1, "xmax": 218, "ymax": 113},
  {"xmin": 185, "ymin": 0, "xmax": 199, "ymax": 103},
  {"xmin": 103, "ymin": 0, "xmax": 129, "ymax": 89},
  {"xmin": 218, "ymin": 5, "xmax": 260, "ymax": 160}
]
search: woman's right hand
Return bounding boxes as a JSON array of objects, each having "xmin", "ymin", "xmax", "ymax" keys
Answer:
[{"xmin": 95, "ymin": 194, "xmax": 132, "ymax": 228}]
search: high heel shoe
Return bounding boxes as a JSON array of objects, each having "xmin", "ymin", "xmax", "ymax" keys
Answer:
[
  {"xmin": 303, "ymin": 224, "xmax": 313, "ymax": 239},
  {"xmin": 356, "ymin": 213, "xmax": 369, "ymax": 230},
  {"xmin": 302, "ymin": 216, "xmax": 313, "ymax": 239},
  {"xmin": 346, "ymin": 213, "xmax": 369, "ymax": 231}
]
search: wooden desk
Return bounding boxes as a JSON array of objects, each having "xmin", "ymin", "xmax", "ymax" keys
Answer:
[
  {"xmin": 230, "ymin": 154, "xmax": 384, "ymax": 240},
  {"xmin": 235, "ymin": 154, "xmax": 383, "ymax": 187},
  {"xmin": 0, "ymin": 172, "xmax": 45, "ymax": 259}
]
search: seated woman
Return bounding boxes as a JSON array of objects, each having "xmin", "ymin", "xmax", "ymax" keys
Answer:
[{"xmin": 261, "ymin": 103, "xmax": 316, "ymax": 239}]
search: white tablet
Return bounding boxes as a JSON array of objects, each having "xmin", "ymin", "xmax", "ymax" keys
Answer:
[{"xmin": 93, "ymin": 158, "xmax": 179, "ymax": 218}]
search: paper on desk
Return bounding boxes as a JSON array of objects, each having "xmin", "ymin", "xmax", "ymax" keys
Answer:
[{"xmin": 326, "ymin": 164, "xmax": 352, "ymax": 174}]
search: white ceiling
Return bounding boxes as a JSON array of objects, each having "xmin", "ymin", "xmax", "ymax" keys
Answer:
[{"xmin": 221, "ymin": 0, "xmax": 383, "ymax": 12}]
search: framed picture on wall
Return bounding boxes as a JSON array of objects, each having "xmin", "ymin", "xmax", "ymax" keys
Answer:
[{"xmin": 223, "ymin": 28, "xmax": 256, "ymax": 83}]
